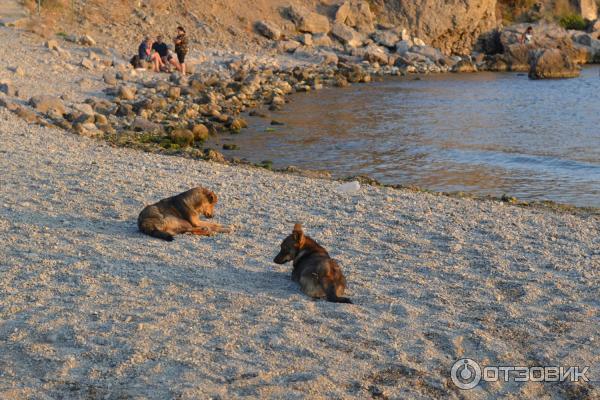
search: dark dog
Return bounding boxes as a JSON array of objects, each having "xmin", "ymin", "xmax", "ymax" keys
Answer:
[
  {"xmin": 273, "ymin": 223, "xmax": 352, "ymax": 303},
  {"xmin": 138, "ymin": 186, "xmax": 230, "ymax": 241}
]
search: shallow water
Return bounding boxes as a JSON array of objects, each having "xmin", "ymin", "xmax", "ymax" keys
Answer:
[{"xmin": 215, "ymin": 67, "xmax": 600, "ymax": 207}]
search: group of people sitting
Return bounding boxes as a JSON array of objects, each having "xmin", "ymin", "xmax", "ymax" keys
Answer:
[{"xmin": 134, "ymin": 26, "xmax": 189, "ymax": 75}]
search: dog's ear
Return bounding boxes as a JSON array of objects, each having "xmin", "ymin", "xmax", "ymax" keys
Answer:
[
  {"xmin": 204, "ymin": 190, "xmax": 217, "ymax": 204},
  {"xmin": 292, "ymin": 223, "xmax": 304, "ymax": 242}
]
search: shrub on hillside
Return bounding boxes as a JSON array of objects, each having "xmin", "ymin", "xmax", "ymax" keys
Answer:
[{"xmin": 559, "ymin": 14, "xmax": 587, "ymax": 30}]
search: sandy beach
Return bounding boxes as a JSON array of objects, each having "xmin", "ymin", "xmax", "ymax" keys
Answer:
[{"xmin": 1, "ymin": 106, "xmax": 599, "ymax": 399}]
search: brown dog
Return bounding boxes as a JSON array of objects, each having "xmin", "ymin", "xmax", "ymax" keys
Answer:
[
  {"xmin": 273, "ymin": 223, "xmax": 352, "ymax": 303},
  {"xmin": 138, "ymin": 186, "xmax": 229, "ymax": 241}
]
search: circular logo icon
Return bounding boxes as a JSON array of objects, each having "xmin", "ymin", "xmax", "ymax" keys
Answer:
[{"xmin": 451, "ymin": 358, "xmax": 482, "ymax": 390}]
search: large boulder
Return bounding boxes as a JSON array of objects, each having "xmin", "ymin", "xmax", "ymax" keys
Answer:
[
  {"xmin": 409, "ymin": 45, "xmax": 445, "ymax": 63},
  {"xmin": 363, "ymin": 44, "xmax": 390, "ymax": 65},
  {"xmin": 500, "ymin": 22, "xmax": 570, "ymax": 49},
  {"xmin": 504, "ymin": 43, "xmax": 532, "ymax": 71},
  {"xmin": 285, "ymin": 6, "xmax": 330, "ymax": 34},
  {"xmin": 331, "ymin": 23, "xmax": 364, "ymax": 48},
  {"xmin": 376, "ymin": 0, "xmax": 497, "ymax": 55},
  {"xmin": 395, "ymin": 40, "xmax": 413, "ymax": 54},
  {"xmin": 335, "ymin": 0, "xmax": 375, "ymax": 34},
  {"xmin": 528, "ymin": 48, "xmax": 580, "ymax": 79},
  {"xmin": 312, "ymin": 33, "xmax": 334, "ymax": 47},
  {"xmin": 29, "ymin": 95, "xmax": 66, "ymax": 115},
  {"xmin": 578, "ymin": 0, "xmax": 598, "ymax": 21},
  {"xmin": 372, "ymin": 30, "xmax": 400, "ymax": 48},
  {"xmin": 498, "ymin": 22, "xmax": 590, "ymax": 70},
  {"xmin": 451, "ymin": 58, "xmax": 477, "ymax": 72},
  {"xmin": 255, "ymin": 20, "xmax": 282, "ymax": 40}
]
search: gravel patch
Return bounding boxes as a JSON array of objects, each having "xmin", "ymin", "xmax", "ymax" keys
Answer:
[{"xmin": 0, "ymin": 107, "xmax": 599, "ymax": 399}]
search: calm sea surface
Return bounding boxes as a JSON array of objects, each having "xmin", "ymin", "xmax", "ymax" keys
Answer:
[{"xmin": 212, "ymin": 67, "xmax": 600, "ymax": 207}]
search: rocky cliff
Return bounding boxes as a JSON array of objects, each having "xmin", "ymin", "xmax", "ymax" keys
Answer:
[
  {"xmin": 372, "ymin": 0, "xmax": 498, "ymax": 55},
  {"xmin": 34, "ymin": 0, "xmax": 499, "ymax": 56}
]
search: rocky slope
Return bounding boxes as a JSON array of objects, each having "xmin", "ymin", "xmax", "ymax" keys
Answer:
[
  {"xmin": 370, "ymin": 0, "xmax": 498, "ymax": 55},
  {"xmin": 31, "ymin": 0, "xmax": 499, "ymax": 56}
]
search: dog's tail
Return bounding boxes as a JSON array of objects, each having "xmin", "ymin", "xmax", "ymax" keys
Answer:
[
  {"xmin": 147, "ymin": 229, "xmax": 175, "ymax": 242},
  {"xmin": 325, "ymin": 285, "xmax": 353, "ymax": 304}
]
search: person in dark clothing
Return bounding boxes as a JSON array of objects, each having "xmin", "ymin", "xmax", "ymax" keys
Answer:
[
  {"xmin": 152, "ymin": 35, "xmax": 179, "ymax": 72},
  {"xmin": 138, "ymin": 37, "xmax": 163, "ymax": 72},
  {"xmin": 174, "ymin": 26, "xmax": 189, "ymax": 75}
]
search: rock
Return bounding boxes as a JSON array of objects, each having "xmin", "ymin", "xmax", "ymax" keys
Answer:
[
  {"xmin": 298, "ymin": 33, "xmax": 313, "ymax": 46},
  {"xmin": 192, "ymin": 124, "xmax": 209, "ymax": 141},
  {"xmin": 504, "ymin": 43, "xmax": 532, "ymax": 72},
  {"xmin": 590, "ymin": 19, "xmax": 600, "ymax": 32},
  {"xmin": 29, "ymin": 95, "xmax": 66, "ymax": 115},
  {"xmin": 278, "ymin": 40, "xmax": 302, "ymax": 53},
  {"xmin": 381, "ymin": 0, "xmax": 496, "ymax": 55},
  {"xmin": 486, "ymin": 55, "xmax": 509, "ymax": 72},
  {"xmin": 285, "ymin": 6, "xmax": 330, "ymax": 34},
  {"xmin": 579, "ymin": 0, "xmax": 598, "ymax": 21},
  {"xmin": 573, "ymin": 32, "xmax": 593, "ymax": 46},
  {"xmin": 363, "ymin": 44, "xmax": 389, "ymax": 65},
  {"xmin": 255, "ymin": 20, "xmax": 282, "ymax": 40},
  {"xmin": 103, "ymin": 71, "xmax": 117, "ymax": 85},
  {"xmin": 168, "ymin": 86, "xmax": 181, "ymax": 99},
  {"xmin": 75, "ymin": 122, "xmax": 103, "ymax": 137},
  {"xmin": 14, "ymin": 105, "xmax": 39, "ymax": 123},
  {"xmin": 413, "ymin": 37, "xmax": 426, "ymax": 46},
  {"xmin": 81, "ymin": 58, "xmax": 94, "ymax": 70},
  {"xmin": 13, "ymin": 66, "xmax": 25, "ymax": 77},
  {"xmin": 204, "ymin": 149, "xmax": 226, "ymax": 163},
  {"xmin": 529, "ymin": 48, "xmax": 581, "ymax": 79},
  {"xmin": 118, "ymin": 86, "xmax": 136, "ymax": 100},
  {"xmin": 312, "ymin": 33, "xmax": 333, "ymax": 47},
  {"xmin": 132, "ymin": 117, "xmax": 162, "ymax": 132},
  {"xmin": 94, "ymin": 114, "xmax": 108, "ymax": 125},
  {"xmin": 395, "ymin": 51, "xmax": 430, "ymax": 66},
  {"xmin": 342, "ymin": 64, "xmax": 370, "ymax": 83},
  {"xmin": 79, "ymin": 34, "xmax": 96, "ymax": 46},
  {"xmin": 73, "ymin": 112, "xmax": 95, "ymax": 124},
  {"xmin": 0, "ymin": 17, "xmax": 29, "ymax": 28},
  {"xmin": 73, "ymin": 103, "xmax": 95, "ymax": 116},
  {"xmin": 331, "ymin": 23, "xmax": 364, "ymax": 48},
  {"xmin": 395, "ymin": 40, "xmax": 412, "ymax": 54},
  {"xmin": 0, "ymin": 81, "xmax": 16, "ymax": 96},
  {"xmin": 229, "ymin": 118, "xmax": 248, "ymax": 132},
  {"xmin": 410, "ymin": 45, "xmax": 445, "ymax": 63},
  {"xmin": 451, "ymin": 59, "xmax": 477, "ymax": 72},
  {"xmin": 270, "ymin": 95, "xmax": 286, "ymax": 107},
  {"xmin": 335, "ymin": 0, "xmax": 375, "ymax": 33},
  {"xmin": 0, "ymin": 94, "xmax": 18, "ymax": 111},
  {"xmin": 318, "ymin": 50, "xmax": 338, "ymax": 65},
  {"xmin": 45, "ymin": 40, "xmax": 59, "ymax": 51},
  {"xmin": 170, "ymin": 129, "xmax": 194, "ymax": 146},
  {"xmin": 372, "ymin": 30, "xmax": 400, "ymax": 48}
]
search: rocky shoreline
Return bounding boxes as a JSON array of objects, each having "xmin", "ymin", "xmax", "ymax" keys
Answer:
[{"xmin": 2, "ymin": 6, "xmax": 600, "ymax": 210}]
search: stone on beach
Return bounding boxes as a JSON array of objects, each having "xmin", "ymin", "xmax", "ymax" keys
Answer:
[
  {"xmin": 255, "ymin": 20, "xmax": 282, "ymax": 40},
  {"xmin": 285, "ymin": 5, "xmax": 330, "ymax": 34},
  {"xmin": 528, "ymin": 48, "xmax": 581, "ymax": 79}
]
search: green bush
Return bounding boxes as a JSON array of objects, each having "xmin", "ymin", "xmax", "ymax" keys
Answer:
[{"xmin": 559, "ymin": 14, "xmax": 587, "ymax": 30}]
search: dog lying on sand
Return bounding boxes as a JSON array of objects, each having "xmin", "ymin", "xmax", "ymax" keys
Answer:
[
  {"xmin": 138, "ymin": 186, "xmax": 230, "ymax": 241},
  {"xmin": 273, "ymin": 224, "xmax": 352, "ymax": 303}
]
